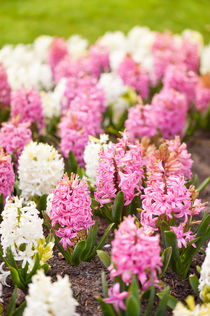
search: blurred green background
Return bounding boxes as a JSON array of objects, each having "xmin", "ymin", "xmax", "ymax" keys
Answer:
[{"xmin": 0, "ymin": 0, "xmax": 210, "ymax": 47}]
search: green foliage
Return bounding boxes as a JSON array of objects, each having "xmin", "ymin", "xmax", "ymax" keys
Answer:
[
  {"xmin": 43, "ymin": 211, "xmax": 114, "ymax": 265},
  {"xmin": 0, "ymin": 0, "xmax": 210, "ymax": 47}
]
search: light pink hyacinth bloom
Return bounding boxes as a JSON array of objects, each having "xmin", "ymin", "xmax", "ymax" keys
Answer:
[
  {"xmin": 0, "ymin": 147, "xmax": 15, "ymax": 201},
  {"xmin": 11, "ymin": 88, "xmax": 45, "ymax": 132},
  {"xmin": 141, "ymin": 175, "xmax": 205, "ymax": 229},
  {"xmin": 49, "ymin": 173, "xmax": 94, "ymax": 250},
  {"xmin": 104, "ymin": 283, "xmax": 128, "ymax": 314},
  {"xmin": 47, "ymin": 37, "xmax": 69, "ymax": 75},
  {"xmin": 58, "ymin": 109, "xmax": 101, "ymax": 167},
  {"xmin": 0, "ymin": 119, "xmax": 32, "ymax": 165},
  {"xmin": 170, "ymin": 224, "xmax": 196, "ymax": 249},
  {"xmin": 109, "ymin": 216, "xmax": 162, "ymax": 289},
  {"xmin": 151, "ymin": 88, "xmax": 188, "ymax": 138},
  {"xmin": 163, "ymin": 64, "xmax": 198, "ymax": 104},
  {"xmin": 0, "ymin": 63, "xmax": 11, "ymax": 107},
  {"xmin": 125, "ymin": 103, "xmax": 157, "ymax": 140},
  {"xmin": 95, "ymin": 132, "xmax": 144, "ymax": 206},
  {"xmin": 147, "ymin": 137, "xmax": 193, "ymax": 180},
  {"xmin": 117, "ymin": 55, "xmax": 149, "ymax": 99}
]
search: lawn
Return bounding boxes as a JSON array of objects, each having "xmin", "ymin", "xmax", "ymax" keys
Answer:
[{"xmin": 0, "ymin": 0, "xmax": 210, "ymax": 47}]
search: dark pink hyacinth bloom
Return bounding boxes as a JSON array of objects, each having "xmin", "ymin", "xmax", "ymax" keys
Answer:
[
  {"xmin": 11, "ymin": 88, "xmax": 45, "ymax": 132},
  {"xmin": 95, "ymin": 132, "xmax": 144, "ymax": 206},
  {"xmin": 125, "ymin": 103, "xmax": 157, "ymax": 140},
  {"xmin": 104, "ymin": 283, "xmax": 128, "ymax": 314},
  {"xmin": 0, "ymin": 147, "xmax": 15, "ymax": 201},
  {"xmin": 109, "ymin": 216, "xmax": 162, "ymax": 289},
  {"xmin": 49, "ymin": 173, "xmax": 94, "ymax": 250},
  {"xmin": 152, "ymin": 88, "xmax": 188, "ymax": 138},
  {"xmin": 0, "ymin": 119, "xmax": 32, "ymax": 165},
  {"xmin": 117, "ymin": 55, "xmax": 149, "ymax": 99},
  {"xmin": 0, "ymin": 62, "xmax": 11, "ymax": 107}
]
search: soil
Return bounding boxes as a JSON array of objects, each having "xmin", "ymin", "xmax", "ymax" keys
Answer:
[{"xmin": 2, "ymin": 129, "xmax": 210, "ymax": 315}]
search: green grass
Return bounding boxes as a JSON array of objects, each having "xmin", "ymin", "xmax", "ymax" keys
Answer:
[{"xmin": 0, "ymin": 0, "xmax": 210, "ymax": 47}]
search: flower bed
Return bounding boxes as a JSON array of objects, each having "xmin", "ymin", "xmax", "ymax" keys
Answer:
[{"xmin": 0, "ymin": 26, "xmax": 210, "ymax": 315}]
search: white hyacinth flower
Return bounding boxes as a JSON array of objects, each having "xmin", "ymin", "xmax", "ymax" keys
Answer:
[
  {"xmin": 18, "ymin": 142, "xmax": 64, "ymax": 199},
  {"xmin": 98, "ymin": 72, "xmax": 127, "ymax": 106},
  {"xmin": 199, "ymin": 241, "xmax": 210, "ymax": 301},
  {"xmin": 84, "ymin": 134, "xmax": 111, "ymax": 186},
  {"xmin": 200, "ymin": 44, "xmax": 210, "ymax": 75},
  {"xmin": 0, "ymin": 197, "xmax": 43, "ymax": 267},
  {"xmin": 98, "ymin": 31, "xmax": 127, "ymax": 53},
  {"xmin": 67, "ymin": 34, "xmax": 88, "ymax": 57},
  {"xmin": 23, "ymin": 270, "xmax": 78, "ymax": 316}
]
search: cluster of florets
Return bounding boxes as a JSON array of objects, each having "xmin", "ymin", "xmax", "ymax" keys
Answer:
[
  {"xmin": 199, "ymin": 241, "xmax": 210, "ymax": 302},
  {"xmin": 10, "ymin": 87, "xmax": 45, "ymax": 132},
  {"xmin": 18, "ymin": 142, "xmax": 64, "ymax": 199},
  {"xmin": 84, "ymin": 134, "xmax": 111, "ymax": 186},
  {"xmin": 117, "ymin": 55, "xmax": 149, "ymax": 99},
  {"xmin": 95, "ymin": 132, "xmax": 144, "ymax": 206},
  {"xmin": 141, "ymin": 140, "xmax": 205, "ymax": 247},
  {"xmin": 125, "ymin": 88, "xmax": 188, "ymax": 140},
  {"xmin": 0, "ymin": 62, "xmax": 11, "ymax": 107},
  {"xmin": 125, "ymin": 102, "xmax": 157, "ymax": 139},
  {"xmin": 151, "ymin": 88, "xmax": 188, "ymax": 138},
  {"xmin": 23, "ymin": 270, "xmax": 78, "ymax": 316},
  {"xmin": 58, "ymin": 110, "xmax": 101, "ymax": 167},
  {"xmin": 0, "ymin": 119, "xmax": 32, "ymax": 165},
  {"xmin": 109, "ymin": 216, "xmax": 162, "ymax": 289},
  {"xmin": 0, "ymin": 197, "xmax": 43, "ymax": 267},
  {"xmin": 48, "ymin": 173, "xmax": 94, "ymax": 250},
  {"xmin": 84, "ymin": 44, "xmax": 110, "ymax": 77},
  {"xmin": 47, "ymin": 37, "xmax": 69, "ymax": 76},
  {"xmin": 0, "ymin": 147, "xmax": 15, "ymax": 201},
  {"xmin": 163, "ymin": 64, "xmax": 198, "ymax": 104},
  {"xmin": 151, "ymin": 31, "xmax": 200, "ymax": 85}
]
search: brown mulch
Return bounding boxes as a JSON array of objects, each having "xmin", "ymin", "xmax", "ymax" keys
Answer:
[{"xmin": 2, "ymin": 129, "xmax": 210, "ymax": 315}]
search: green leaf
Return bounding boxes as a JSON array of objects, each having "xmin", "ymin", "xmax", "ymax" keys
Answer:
[
  {"xmin": 94, "ymin": 223, "xmax": 114, "ymax": 252},
  {"xmin": 164, "ymin": 231, "xmax": 181, "ymax": 274},
  {"xmin": 154, "ymin": 287, "xmax": 170, "ymax": 316},
  {"xmin": 126, "ymin": 295, "xmax": 141, "ymax": 316},
  {"xmin": 197, "ymin": 177, "xmax": 210, "ymax": 193},
  {"xmin": 193, "ymin": 174, "xmax": 198, "ymax": 187},
  {"xmin": 97, "ymin": 250, "xmax": 111, "ymax": 268},
  {"xmin": 131, "ymin": 275, "xmax": 140, "ymax": 302},
  {"xmin": 157, "ymin": 292, "xmax": 178, "ymax": 310},
  {"xmin": 27, "ymin": 253, "xmax": 40, "ymax": 282},
  {"xmin": 160, "ymin": 247, "xmax": 172, "ymax": 278},
  {"xmin": 101, "ymin": 205, "xmax": 113, "ymax": 222},
  {"xmin": 7, "ymin": 247, "xmax": 19, "ymax": 270},
  {"xmin": 101, "ymin": 271, "xmax": 108, "ymax": 297},
  {"xmin": 144, "ymin": 283, "xmax": 155, "ymax": 316},
  {"xmin": 5, "ymin": 287, "xmax": 17, "ymax": 316},
  {"xmin": 189, "ymin": 274, "xmax": 199, "ymax": 296},
  {"xmin": 97, "ymin": 297, "xmax": 116, "ymax": 316},
  {"xmin": 38, "ymin": 194, "xmax": 47, "ymax": 212},
  {"xmin": 112, "ymin": 191, "xmax": 124, "ymax": 225},
  {"xmin": 82, "ymin": 221, "xmax": 98, "ymax": 260},
  {"xmin": 13, "ymin": 301, "xmax": 27, "ymax": 316},
  {"xmin": 68, "ymin": 150, "xmax": 78, "ymax": 174},
  {"xmin": 9, "ymin": 267, "xmax": 24, "ymax": 290},
  {"xmin": 71, "ymin": 240, "xmax": 86, "ymax": 265},
  {"xmin": 0, "ymin": 193, "xmax": 4, "ymax": 214}
]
